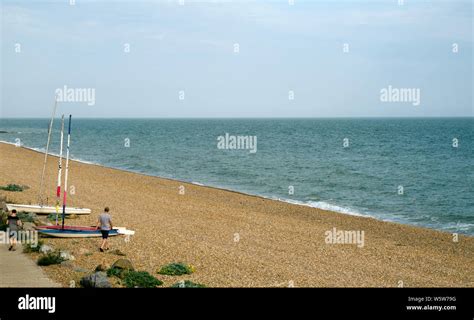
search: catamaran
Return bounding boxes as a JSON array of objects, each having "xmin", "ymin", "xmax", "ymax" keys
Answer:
[{"xmin": 6, "ymin": 99, "xmax": 91, "ymax": 216}]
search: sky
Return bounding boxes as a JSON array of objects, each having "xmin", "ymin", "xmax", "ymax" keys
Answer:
[{"xmin": 0, "ymin": 0, "xmax": 472, "ymax": 118}]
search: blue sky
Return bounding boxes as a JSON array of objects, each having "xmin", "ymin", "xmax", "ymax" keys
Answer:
[{"xmin": 1, "ymin": 0, "xmax": 472, "ymax": 117}]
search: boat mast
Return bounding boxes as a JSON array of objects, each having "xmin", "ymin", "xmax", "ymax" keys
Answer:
[
  {"xmin": 38, "ymin": 97, "xmax": 58, "ymax": 205},
  {"xmin": 62, "ymin": 115, "xmax": 72, "ymax": 230},
  {"xmin": 55, "ymin": 115, "xmax": 65, "ymax": 225}
]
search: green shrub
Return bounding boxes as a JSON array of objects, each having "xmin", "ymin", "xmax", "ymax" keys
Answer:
[
  {"xmin": 0, "ymin": 184, "xmax": 26, "ymax": 192},
  {"xmin": 0, "ymin": 209, "xmax": 8, "ymax": 231},
  {"xmin": 37, "ymin": 252, "xmax": 65, "ymax": 266},
  {"xmin": 0, "ymin": 219, "xmax": 7, "ymax": 232},
  {"xmin": 157, "ymin": 263, "xmax": 194, "ymax": 276},
  {"xmin": 23, "ymin": 240, "xmax": 44, "ymax": 253},
  {"xmin": 17, "ymin": 212, "xmax": 35, "ymax": 223},
  {"xmin": 171, "ymin": 280, "xmax": 206, "ymax": 288},
  {"xmin": 106, "ymin": 267, "xmax": 123, "ymax": 278},
  {"xmin": 47, "ymin": 213, "xmax": 63, "ymax": 222},
  {"xmin": 123, "ymin": 271, "xmax": 163, "ymax": 288}
]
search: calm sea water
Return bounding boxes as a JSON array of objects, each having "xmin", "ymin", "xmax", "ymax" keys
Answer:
[{"xmin": 1, "ymin": 118, "xmax": 473, "ymax": 235}]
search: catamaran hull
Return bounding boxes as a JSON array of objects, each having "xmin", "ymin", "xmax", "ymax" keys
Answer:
[
  {"xmin": 37, "ymin": 229, "xmax": 119, "ymax": 238},
  {"xmin": 35, "ymin": 226, "xmax": 135, "ymax": 237},
  {"xmin": 6, "ymin": 204, "xmax": 91, "ymax": 215}
]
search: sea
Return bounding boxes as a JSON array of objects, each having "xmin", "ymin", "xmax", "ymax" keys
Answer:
[{"xmin": 1, "ymin": 118, "xmax": 472, "ymax": 235}]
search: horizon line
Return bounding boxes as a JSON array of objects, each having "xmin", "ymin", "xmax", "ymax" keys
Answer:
[{"xmin": 0, "ymin": 116, "xmax": 473, "ymax": 120}]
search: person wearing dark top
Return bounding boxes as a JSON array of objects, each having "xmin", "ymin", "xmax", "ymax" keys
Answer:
[{"xmin": 7, "ymin": 210, "xmax": 22, "ymax": 251}]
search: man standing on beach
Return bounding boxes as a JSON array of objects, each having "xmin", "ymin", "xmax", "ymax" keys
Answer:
[
  {"xmin": 7, "ymin": 210, "xmax": 22, "ymax": 251},
  {"xmin": 96, "ymin": 207, "xmax": 113, "ymax": 252}
]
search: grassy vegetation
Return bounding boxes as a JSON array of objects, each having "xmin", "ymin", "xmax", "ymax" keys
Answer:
[
  {"xmin": 47, "ymin": 213, "xmax": 77, "ymax": 222},
  {"xmin": 171, "ymin": 280, "xmax": 206, "ymax": 288},
  {"xmin": 47, "ymin": 213, "xmax": 66, "ymax": 223},
  {"xmin": 37, "ymin": 252, "xmax": 65, "ymax": 266},
  {"xmin": 123, "ymin": 271, "xmax": 163, "ymax": 288},
  {"xmin": 0, "ymin": 184, "xmax": 27, "ymax": 192},
  {"xmin": 23, "ymin": 240, "xmax": 44, "ymax": 253},
  {"xmin": 106, "ymin": 267, "xmax": 123, "ymax": 278},
  {"xmin": 157, "ymin": 263, "xmax": 195, "ymax": 276},
  {"xmin": 0, "ymin": 209, "xmax": 7, "ymax": 231},
  {"xmin": 106, "ymin": 267, "xmax": 163, "ymax": 288},
  {"xmin": 17, "ymin": 212, "xmax": 35, "ymax": 223}
]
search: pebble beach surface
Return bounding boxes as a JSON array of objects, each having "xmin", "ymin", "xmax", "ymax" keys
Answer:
[{"xmin": 1, "ymin": 142, "xmax": 473, "ymax": 287}]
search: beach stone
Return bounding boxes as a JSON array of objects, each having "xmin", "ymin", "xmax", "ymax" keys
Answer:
[
  {"xmin": 80, "ymin": 272, "xmax": 112, "ymax": 288},
  {"xmin": 39, "ymin": 244, "xmax": 54, "ymax": 254},
  {"xmin": 111, "ymin": 259, "xmax": 134, "ymax": 271},
  {"xmin": 60, "ymin": 250, "xmax": 75, "ymax": 261}
]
